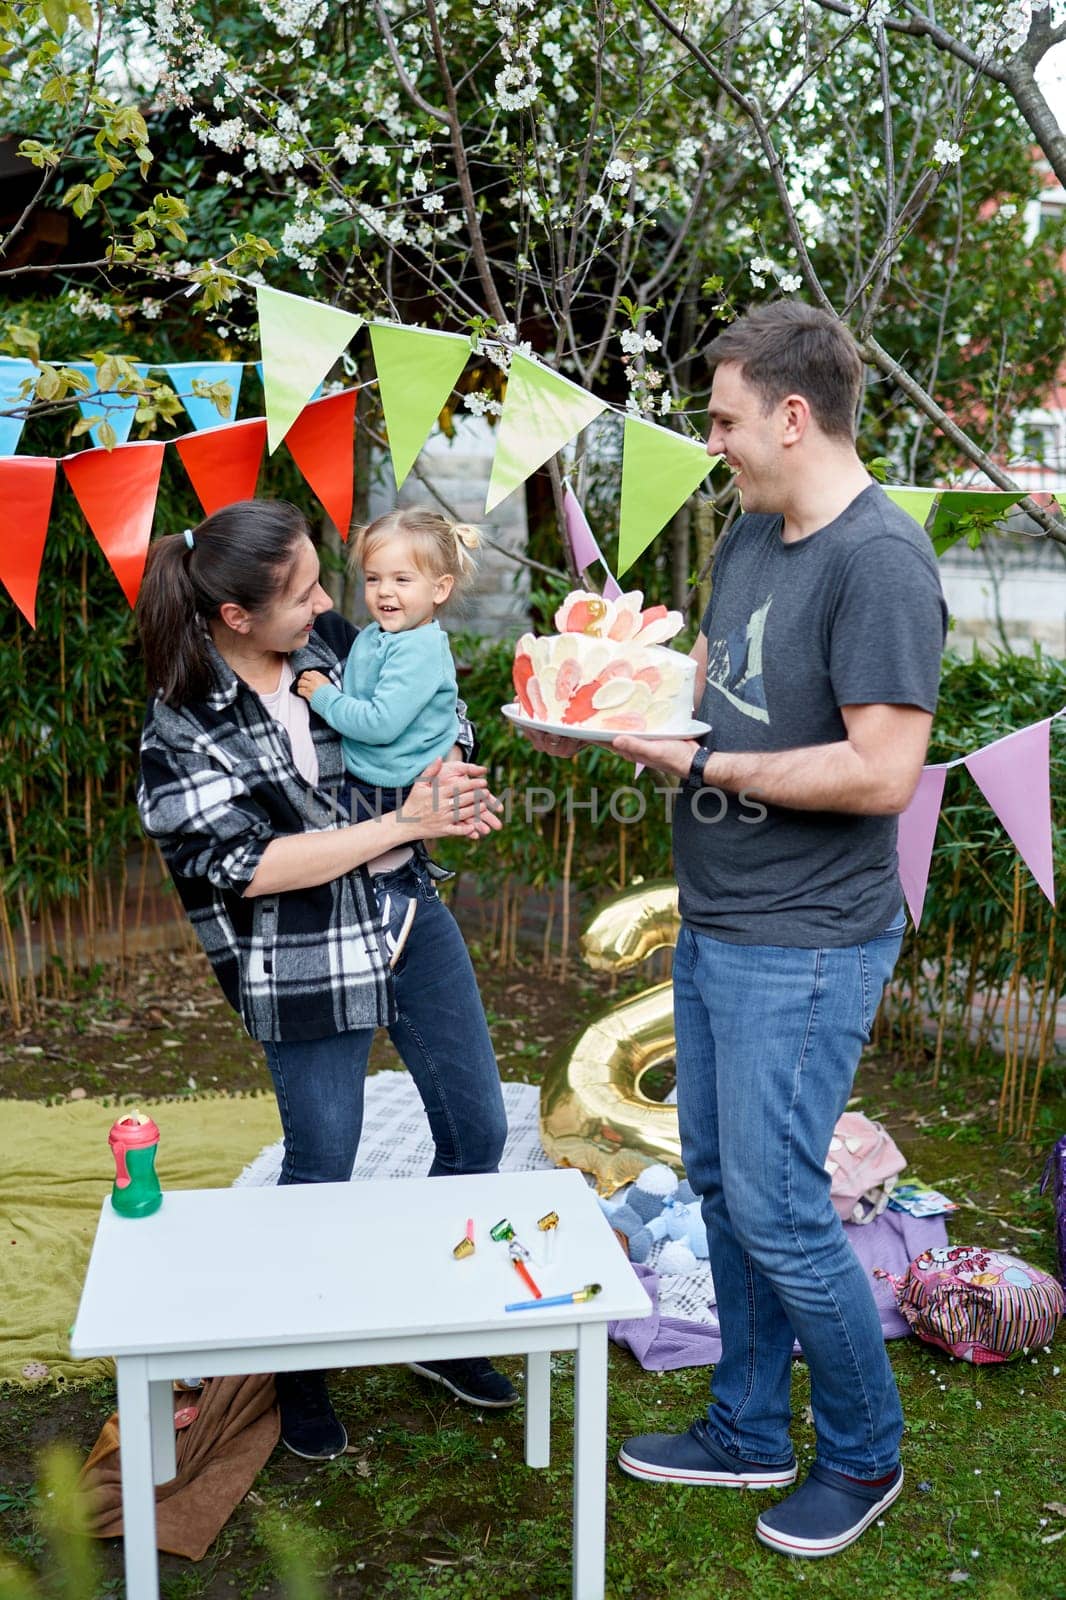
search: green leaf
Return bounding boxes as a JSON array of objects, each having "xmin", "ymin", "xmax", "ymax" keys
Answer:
[
  {"xmin": 70, "ymin": 0, "xmax": 93, "ymax": 28},
  {"xmin": 42, "ymin": 0, "xmax": 68, "ymax": 36},
  {"xmin": 92, "ymin": 171, "xmax": 114, "ymax": 194},
  {"xmin": 8, "ymin": 326, "xmax": 40, "ymax": 357},
  {"xmin": 35, "ymin": 366, "xmax": 62, "ymax": 401}
]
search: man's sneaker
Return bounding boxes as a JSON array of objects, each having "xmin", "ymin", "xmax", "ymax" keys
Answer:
[
  {"xmin": 378, "ymin": 890, "xmax": 417, "ymax": 969},
  {"xmin": 408, "ymin": 1357, "xmax": 519, "ymax": 1408},
  {"xmin": 755, "ymin": 1462, "xmax": 904, "ymax": 1557},
  {"xmin": 275, "ymin": 1370, "xmax": 348, "ymax": 1460},
  {"xmin": 618, "ymin": 1420, "xmax": 797, "ymax": 1489}
]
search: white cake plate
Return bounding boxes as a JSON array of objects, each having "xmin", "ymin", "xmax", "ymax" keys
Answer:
[{"xmin": 502, "ymin": 703, "xmax": 710, "ymax": 745}]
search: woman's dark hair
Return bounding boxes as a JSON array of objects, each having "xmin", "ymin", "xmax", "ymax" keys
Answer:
[{"xmin": 136, "ymin": 500, "xmax": 311, "ymax": 706}]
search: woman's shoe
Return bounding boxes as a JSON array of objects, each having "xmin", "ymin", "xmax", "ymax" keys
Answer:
[{"xmin": 275, "ymin": 1369, "xmax": 348, "ymax": 1459}]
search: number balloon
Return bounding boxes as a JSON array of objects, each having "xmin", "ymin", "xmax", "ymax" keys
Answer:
[{"xmin": 539, "ymin": 881, "xmax": 683, "ymax": 1194}]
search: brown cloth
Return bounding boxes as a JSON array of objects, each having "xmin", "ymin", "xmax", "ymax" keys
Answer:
[{"xmin": 79, "ymin": 1374, "xmax": 280, "ymax": 1561}]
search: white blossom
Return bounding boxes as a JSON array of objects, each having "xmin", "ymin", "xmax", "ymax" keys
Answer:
[
  {"xmin": 620, "ymin": 329, "xmax": 644, "ymax": 355},
  {"xmin": 335, "ymin": 130, "xmax": 363, "ymax": 163},
  {"xmin": 606, "ymin": 157, "xmax": 633, "ymax": 183},
  {"xmin": 780, "ymin": 273, "xmax": 802, "ymax": 292},
  {"xmin": 422, "ymin": 193, "xmax": 445, "ymax": 213},
  {"xmin": 587, "ymin": 193, "xmax": 605, "ymax": 212},
  {"xmin": 932, "ymin": 139, "xmax": 963, "ymax": 165}
]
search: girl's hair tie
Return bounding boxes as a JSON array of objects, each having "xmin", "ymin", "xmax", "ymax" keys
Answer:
[
  {"xmin": 452, "ymin": 522, "xmax": 480, "ymax": 551},
  {"xmin": 183, "ymin": 528, "xmax": 196, "ymax": 551}
]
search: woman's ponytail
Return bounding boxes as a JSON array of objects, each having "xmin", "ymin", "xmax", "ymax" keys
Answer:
[{"xmin": 137, "ymin": 533, "xmax": 214, "ymax": 706}]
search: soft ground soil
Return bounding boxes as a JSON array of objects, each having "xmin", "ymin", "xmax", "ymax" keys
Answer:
[{"xmin": 2, "ymin": 925, "xmax": 1065, "ymax": 1600}]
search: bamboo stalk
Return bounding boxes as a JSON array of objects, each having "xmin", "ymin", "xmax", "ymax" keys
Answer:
[
  {"xmin": 932, "ymin": 859, "xmax": 964, "ymax": 1085},
  {"xmin": 1025, "ymin": 938, "xmax": 1061, "ymax": 1143},
  {"xmin": 1009, "ymin": 879, "xmax": 1028, "ymax": 1134},
  {"xmin": 997, "ymin": 863, "xmax": 1022, "ymax": 1136},
  {"xmin": 541, "ymin": 886, "xmax": 555, "ymax": 972},
  {"xmin": 2, "ymin": 788, "xmax": 38, "ymax": 1019},
  {"xmin": 557, "ymin": 808, "xmax": 576, "ymax": 981},
  {"xmin": 0, "ymin": 879, "xmax": 21, "ymax": 1028}
]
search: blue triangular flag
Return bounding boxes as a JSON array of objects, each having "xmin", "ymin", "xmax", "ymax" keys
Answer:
[
  {"xmin": 66, "ymin": 361, "xmax": 153, "ymax": 448},
  {"xmin": 165, "ymin": 361, "xmax": 245, "ymax": 432},
  {"xmin": 0, "ymin": 358, "xmax": 40, "ymax": 456}
]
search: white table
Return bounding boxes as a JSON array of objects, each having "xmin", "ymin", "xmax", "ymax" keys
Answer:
[{"xmin": 70, "ymin": 1167, "xmax": 650, "ymax": 1600}]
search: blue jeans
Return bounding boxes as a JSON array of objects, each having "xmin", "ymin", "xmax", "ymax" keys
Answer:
[
  {"xmin": 263, "ymin": 856, "xmax": 506, "ymax": 1184},
  {"xmin": 672, "ymin": 914, "xmax": 906, "ymax": 1478}
]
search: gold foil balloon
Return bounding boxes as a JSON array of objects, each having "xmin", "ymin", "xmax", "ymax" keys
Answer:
[{"xmin": 539, "ymin": 881, "xmax": 682, "ymax": 1195}]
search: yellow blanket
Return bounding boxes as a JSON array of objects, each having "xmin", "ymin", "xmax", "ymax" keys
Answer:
[{"xmin": 0, "ymin": 1094, "xmax": 282, "ymax": 1386}]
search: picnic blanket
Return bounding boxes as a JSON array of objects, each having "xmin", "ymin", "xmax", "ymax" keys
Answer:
[{"xmin": 0, "ymin": 1093, "xmax": 282, "ymax": 1386}]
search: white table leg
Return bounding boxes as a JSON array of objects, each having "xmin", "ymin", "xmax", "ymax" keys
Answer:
[
  {"xmin": 572, "ymin": 1323, "xmax": 608, "ymax": 1600},
  {"xmin": 115, "ymin": 1356, "xmax": 161, "ymax": 1600},
  {"xmin": 149, "ymin": 1380, "xmax": 176, "ymax": 1484},
  {"xmin": 524, "ymin": 1349, "xmax": 551, "ymax": 1468}
]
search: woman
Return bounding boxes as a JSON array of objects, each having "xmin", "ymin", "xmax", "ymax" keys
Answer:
[{"xmin": 136, "ymin": 499, "xmax": 513, "ymax": 1460}]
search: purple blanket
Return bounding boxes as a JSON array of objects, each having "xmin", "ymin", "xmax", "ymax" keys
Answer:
[{"xmin": 608, "ymin": 1208, "xmax": 948, "ymax": 1371}]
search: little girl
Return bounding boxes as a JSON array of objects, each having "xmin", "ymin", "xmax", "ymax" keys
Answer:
[{"xmin": 296, "ymin": 507, "xmax": 479, "ymax": 963}]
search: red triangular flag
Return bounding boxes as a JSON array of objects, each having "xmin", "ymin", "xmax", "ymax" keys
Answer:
[
  {"xmin": 64, "ymin": 441, "xmax": 166, "ymax": 608},
  {"xmin": 284, "ymin": 389, "xmax": 358, "ymax": 539},
  {"xmin": 175, "ymin": 417, "xmax": 268, "ymax": 518},
  {"xmin": 0, "ymin": 456, "xmax": 57, "ymax": 627}
]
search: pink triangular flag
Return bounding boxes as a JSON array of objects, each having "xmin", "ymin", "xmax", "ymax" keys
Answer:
[
  {"xmin": 896, "ymin": 767, "xmax": 947, "ymax": 927},
  {"xmin": 965, "ymin": 720, "xmax": 1056, "ymax": 903},
  {"xmin": 602, "ymin": 573, "xmax": 623, "ymax": 600},
  {"xmin": 563, "ymin": 485, "xmax": 600, "ymax": 571}
]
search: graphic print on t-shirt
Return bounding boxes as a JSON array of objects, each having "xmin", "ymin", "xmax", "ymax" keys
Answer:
[{"xmin": 705, "ymin": 595, "xmax": 771, "ymax": 723}]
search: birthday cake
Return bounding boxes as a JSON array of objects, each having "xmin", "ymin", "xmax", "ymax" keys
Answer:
[{"xmin": 512, "ymin": 590, "xmax": 696, "ymax": 732}]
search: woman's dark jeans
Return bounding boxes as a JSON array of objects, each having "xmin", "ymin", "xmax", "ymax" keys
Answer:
[{"xmin": 262, "ymin": 854, "xmax": 506, "ymax": 1184}]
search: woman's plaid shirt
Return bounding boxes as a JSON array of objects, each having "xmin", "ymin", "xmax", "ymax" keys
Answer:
[{"xmin": 137, "ymin": 611, "xmax": 473, "ymax": 1043}]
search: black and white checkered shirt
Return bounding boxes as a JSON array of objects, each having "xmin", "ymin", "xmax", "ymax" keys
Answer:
[{"xmin": 137, "ymin": 611, "xmax": 473, "ymax": 1043}]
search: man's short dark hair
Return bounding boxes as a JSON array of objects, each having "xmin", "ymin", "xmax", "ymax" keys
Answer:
[{"xmin": 705, "ymin": 303, "xmax": 863, "ymax": 440}]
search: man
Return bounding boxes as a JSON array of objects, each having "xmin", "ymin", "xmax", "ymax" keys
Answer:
[{"xmin": 562, "ymin": 302, "xmax": 945, "ymax": 1557}]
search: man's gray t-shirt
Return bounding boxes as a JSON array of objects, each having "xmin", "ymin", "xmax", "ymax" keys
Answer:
[{"xmin": 673, "ymin": 483, "xmax": 948, "ymax": 947}]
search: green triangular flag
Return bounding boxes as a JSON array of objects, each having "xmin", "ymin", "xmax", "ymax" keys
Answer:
[
  {"xmin": 882, "ymin": 485, "xmax": 939, "ymax": 532},
  {"xmin": 485, "ymin": 352, "xmax": 607, "ymax": 513},
  {"xmin": 256, "ymin": 284, "xmax": 364, "ymax": 452},
  {"xmin": 369, "ymin": 322, "xmax": 471, "ymax": 490},
  {"xmin": 930, "ymin": 489, "xmax": 1024, "ymax": 557},
  {"xmin": 617, "ymin": 417, "xmax": 716, "ymax": 574}
]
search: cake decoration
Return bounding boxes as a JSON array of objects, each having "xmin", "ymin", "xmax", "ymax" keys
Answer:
[{"xmin": 511, "ymin": 590, "xmax": 697, "ymax": 733}]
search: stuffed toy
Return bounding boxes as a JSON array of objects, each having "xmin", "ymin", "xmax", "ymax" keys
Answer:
[{"xmin": 599, "ymin": 1163, "xmax": 707, "ymax": 1274}]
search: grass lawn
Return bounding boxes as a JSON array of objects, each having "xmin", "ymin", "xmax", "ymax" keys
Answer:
[{"xmin": 1, "ymin": 936, "xmax": 1064, "ymax": 1600}]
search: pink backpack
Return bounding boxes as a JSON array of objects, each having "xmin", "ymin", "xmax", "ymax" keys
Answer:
[
  {"xmin": 826, "ymin": 1112, "xmax": 907, "ymax": 1225},
  {"xmin": 876, "ymin": 1246, "xmax": 1064, "ymax": 1364}
]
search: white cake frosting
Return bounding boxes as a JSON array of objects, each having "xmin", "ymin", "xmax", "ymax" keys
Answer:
[{"xmin": 512, "ymin": 590, "xmax": 697, "ymax": 732}]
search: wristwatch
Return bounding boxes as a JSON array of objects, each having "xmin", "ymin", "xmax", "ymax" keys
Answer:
[{"xmin": 683, "ymin": 742, "xmax": 713, "ymax": 794}]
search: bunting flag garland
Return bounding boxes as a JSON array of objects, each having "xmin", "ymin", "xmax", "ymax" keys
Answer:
[
  {"xmin": 165, "ymin": 361, "xmax": 244, "ymax": 432},
  {"xmin": 964, "ymin": 719, "xmax": 1056, "ymax": 904},
  {"xmin": 256, "ymin": 284, "xmax": 364, "ymax": 453},
  {"xmin": 63, "ymin": 441, "xmax": 166, "ymax": 608},
  {"xmin": 617, "ymin": 417, "xmax": 717, "ymax": 575},
  {"xmin": 883, "ymin": 486, "xmax": 939, "ymax": 530},
  {"xmin": 0, "ymin": 359, "xmax": 39, "ymax": 457},
  {"xmin": 929, "ymin": 489, "xmax": 1025, "ymax": 556},
  {"xmin": 896, "ymin": 766, "xmax": 948, "ymax": 927},
  {"xmin": 283, "ymin": 389, "xmax": 359, "ymax": 539},
  {"xmin": 368, "ymin": 323, "xmax": 471, "ymax": 491},
  {"xmin": 563, "ymin": 485, "xmax": 623, "ymax": 596},
  {"xmin": 174, "ymin": 417, "xmax": 268, "ymax": 518},
  {"xmin": 485, "ymin": 352, "xmax": 607, "ymax": 513},
  {"xmin": 0, "ymin": 457, "xmax": 57, "ymax": 626},
  {"xmin": 896, "ymin": 710, "xmax": 1064, "ymax": 925}
]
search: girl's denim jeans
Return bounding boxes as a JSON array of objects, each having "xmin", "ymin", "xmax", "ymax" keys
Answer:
[
  {"xmin": 672, "ymin": 912, "xmax": 906, "ymax": 1478},
  {"xmin": 262, "ymin": 855, "xmax": 506, "ymax": 1185}
]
